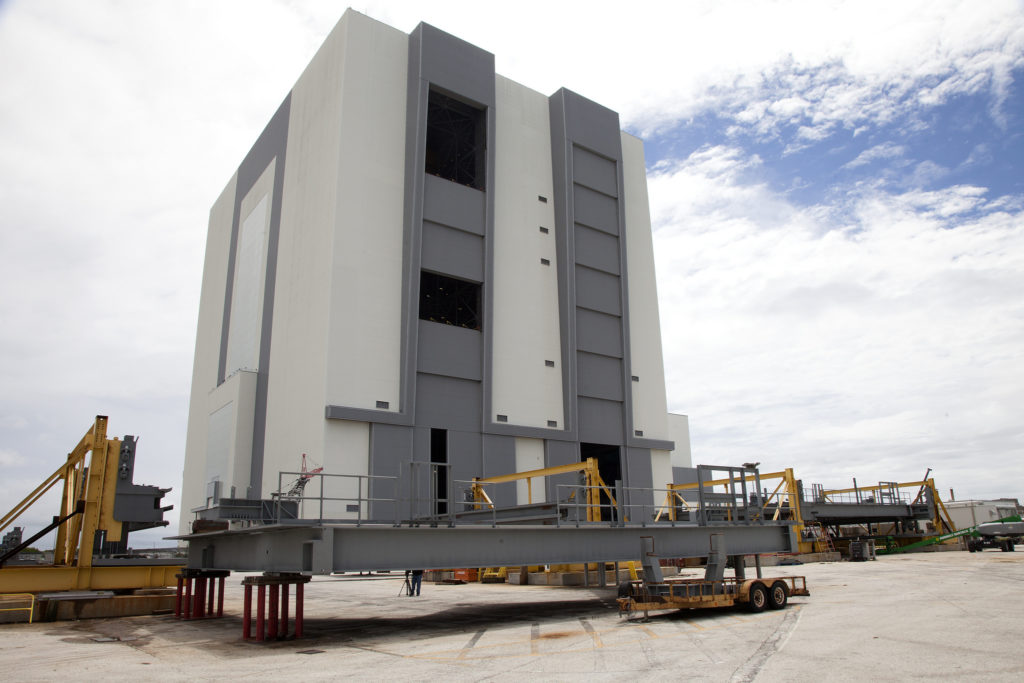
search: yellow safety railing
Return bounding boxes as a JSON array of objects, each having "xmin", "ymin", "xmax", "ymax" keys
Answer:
[
  {"xmin": 0, "ymin": 593, "xmax": 35, "ymax": 623},
  {"xmin": 470, "ymin": 458, "xmax": 617, "ymax": 523}
]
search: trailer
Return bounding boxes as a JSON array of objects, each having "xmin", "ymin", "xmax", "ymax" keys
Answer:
[
  {"xmin": 617, "ymin": 574, "xmax": 809, "ymax": 618},
  {"xmin": 615, "ymin": 533, "xmax": 810, "ymax": 619}
]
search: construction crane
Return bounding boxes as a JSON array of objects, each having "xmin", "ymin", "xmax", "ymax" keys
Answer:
[{"xmin": 282, "ymin": 454, "xmax": 323, "ymax": 498}]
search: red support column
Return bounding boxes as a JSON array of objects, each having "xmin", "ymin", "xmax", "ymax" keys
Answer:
[
  {"xmin": 195, "ymin": 576, "xmax": 206, "ymax": 619},
  {"xmin": 243, "ymin": 584, "xmax": 252, "ymax": 640},
  {"xmin": 268, "ymin": 584, "xmax": 279, "ymax": 640},
  {"xmin": 183, "ymin": 578, "xmax": 192, "ymax": 619},
  {"xmin": 217, "ymin": 576, "xmax": 226, "ymax": 617},
  {"xmin": 280, "ymin": 583, "xmax": 289, "ymax": 639},
  {"xmin": 174, "ymin": 576, "xmax": 183, "ymax": 618},
  {"xmin": 295, "ymin": 581, "xmax": 304, "ymax": 639},
  {"xmin": 256, "ymin": 585, "xmax": 266, "ymax": 642},
  {"xmin": 207, "ymin": 576, "xmax": 215, "ymax": 616}
]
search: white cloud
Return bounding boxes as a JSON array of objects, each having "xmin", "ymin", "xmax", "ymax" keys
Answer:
[
  {"xmin": 649, "ymin": 146, "xmax": 1024, "ymax": 493},
  {"xmin": 843, "ymin": 142, "xmax": 909, "ymax": 169}
]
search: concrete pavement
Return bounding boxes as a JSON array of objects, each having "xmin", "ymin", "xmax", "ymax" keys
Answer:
[{"xmin": 1, "ymin": 549, "xmax": 1021, "ymax": 681}]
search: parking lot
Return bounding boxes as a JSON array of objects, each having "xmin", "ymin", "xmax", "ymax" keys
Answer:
[{"xmin": 2, "ymin": 549, "xmax": 1022, "ymax": 681}]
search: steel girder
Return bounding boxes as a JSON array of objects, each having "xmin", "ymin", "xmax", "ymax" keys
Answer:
[{"xmin": 183, "ymin": 522, "xmax": 798, "ymax": 574}]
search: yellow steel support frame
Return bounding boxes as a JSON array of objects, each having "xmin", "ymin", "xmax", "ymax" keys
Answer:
[
  {"xmin": 471, "ymin": 458, "xmax": 617, "ymax": 523},
  {"xmin": 659, "ymin": 469, "xmax": 811, "ymax": 550},
  {"xmin": 0, "ymin": 416, "xmax": 179, "ymax": 592},
  {"xmin": 821, "ymin": 477, "xmax": 957, "ymax": 534}
]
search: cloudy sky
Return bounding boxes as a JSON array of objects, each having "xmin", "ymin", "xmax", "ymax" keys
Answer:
[{"xmin": 1, "ymin": 0, "xmax": 1022, "ymax": 546}]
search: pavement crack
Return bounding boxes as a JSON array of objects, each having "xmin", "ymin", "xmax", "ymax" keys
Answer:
[
  {"xmin": 456, "ymin": 628, "xmax": 486, "ymax": 660},
  {"xmin": 728, "ymin": 607, "xmax": 802, "ymax": 683}
]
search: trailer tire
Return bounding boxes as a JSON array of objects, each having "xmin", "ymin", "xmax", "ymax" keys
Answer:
[
  {"xmin": 768, "ymin": 581, "xmax": 788, "ymax": 610},
  {"xmin": 748, "ymin": 583, "xmax": 768, "ymax": 613}
]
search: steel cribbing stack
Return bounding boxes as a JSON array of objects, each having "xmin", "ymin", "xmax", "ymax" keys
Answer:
[
  {"xmin": 174, "ymin": 569, "xmax": 230, "ymax": 620},
  {"xmin": 242, "ymin": 573, "xmax": 311, "ymax": 642}
]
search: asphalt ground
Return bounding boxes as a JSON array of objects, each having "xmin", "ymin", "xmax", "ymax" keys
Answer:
[{"xmin": 1, "ymin": 549, "xmax": 1022, "ymax": 681}]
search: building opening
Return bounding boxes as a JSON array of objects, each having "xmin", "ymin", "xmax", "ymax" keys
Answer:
[
  {"xmin": 424, "ymin": 89, "xmax": 485, "ymax": 190},
  {"xmin": 580, "ymin": 442, "xmax": 621, "ymax": 521},
  {"xmin": 419, "ymin": 271, "xmax": 481, "ymax": 330},
  {"xmin": 430, "ymin": 428, "xmax": 448, "ymax": 515}
]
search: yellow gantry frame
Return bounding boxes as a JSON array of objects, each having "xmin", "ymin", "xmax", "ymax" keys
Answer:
[
  {"xmin": 658, "ymin": 468, "xmax": 809, "ymax": 546},
  {"xmin": 0, "ymin": 416, "xmax": 180, "ymax": 593},
  {"xmin": 658, "ymin": 470, "xmax": 956, "ymax": 553},
  {"xmin": 470, "ymin": 457, "xmax": 618, "ymax": 522},
  {"xmin": 817, "ymin": 478, "xmax": 956, "ymax": 535}
]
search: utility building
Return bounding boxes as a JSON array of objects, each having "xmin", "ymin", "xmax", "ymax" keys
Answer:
[{"xmin": 179, "ymin": 10, "xmax": 688, "ymax": 532}]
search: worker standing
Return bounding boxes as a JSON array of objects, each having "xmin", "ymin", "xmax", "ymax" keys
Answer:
[{"xmin": 410, "ymin": 569, "xmax": 423, "ymax": 596}]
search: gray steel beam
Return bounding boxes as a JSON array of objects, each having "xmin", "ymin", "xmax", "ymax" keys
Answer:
[
  {"xmin": 803, "ymin": 503, "xmax": 931, "ymax": 523},
  {"xmin": 183, "ymin": 522, "xmax": 798, "ymax": 574}
]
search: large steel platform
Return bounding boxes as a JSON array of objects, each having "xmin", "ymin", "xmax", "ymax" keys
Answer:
[{"xmin": 176, "ymin": 521, "xmax": 799, "ymax": 574}]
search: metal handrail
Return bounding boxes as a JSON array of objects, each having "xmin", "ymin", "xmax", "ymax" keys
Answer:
[
  {"xmin": 265, "ymin": 469, "xmax": 802, "ymax": 531},
  {"xmin": 0, "ymin": 593, "xmax": 35, "ymax": 623}
]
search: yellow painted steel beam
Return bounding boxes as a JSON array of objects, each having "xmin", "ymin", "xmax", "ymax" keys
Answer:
[
  {"xmin": 821, "ymin": 479, "xmax": 932, "ymax": 496},
  {"xmin": 668, "ymin": 470, "xmax": 790, "ymax": 491},
  {"xmin": 471, "ymin": 458, "xmax": 618, "ymax": 522},
  {"xmin": 0, "ymin": 564, "xmax": 183, "ymax": 594},
  {"xmin": 0, "ymin": 426, "xmax": 95, "ymax": 535},
  {"xmin": 474, "ymin": 459, "xmax": 596, "ymax": 485},
  {"xmin": 77, "ymin": 417, "xmax": 109, "ymax": 570}
]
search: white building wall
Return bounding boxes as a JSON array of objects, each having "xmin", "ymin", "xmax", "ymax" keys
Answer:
[
  {"xmin": 491, "ymin": 75, "xmax": 564, "ymax": 429},
  {"xmin": 945, "ymin": 500, "xmax": 1020, "ymax": 530},
  {"xmin": 325, "ymin": 13, "xmax": 408, "ymax": 419},
  {"xmin": 668, "ymin": 413, "xmax": 692, "ymax": 468},
  {"xmin": 179, "ymin": 173, "xmax": 237, "ymax": 533},
  {"xmin": 203, "ymin": 369, "xmax": 257, "ymax": 500},
  {"xmin": 262, "ymin": 16, "xmax": 351, "ymax": 494},
  {"xmin": 621, "ymin": 132, "xmax": 670, "ymax": 443},
  {"xmin": 650, "ymin": 449, "xmax": 673, "ymax": 493},
  {"xmin": 514, "ymin": 437, "xmax": 547, "ymax": 504}
]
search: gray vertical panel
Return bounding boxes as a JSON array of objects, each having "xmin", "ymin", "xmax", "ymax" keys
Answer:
[
  {"xmin": 415, "ymin": 23, "xmax": 495, "ymax": 107},
  {"xmin": 548, "ymin": 91, "xmax": 578, "ymax": 436},
  {"xmin": 575, "ymin": 265, "xmax": 623, "ymax": 316},
  {"xmin": 369, "ymin": 423, "xmax": 413, "ymax": 520},
  {"xmin": 422, "ymin": 176, "xmax": 486, "ymax": 234},
  {"xmin": 482, "ymin": 434, "xmax": 516, "ymax": 508},
  {"xmin": 574, "ymin": 224, "xmax": 620, "ymax": 275},
  {"xmin": 556, "ymin": 89, "xmax": 622, "ymax": 159},
  {"xmin": 578, "ymin": 397, "xmax": 624, "ymax": 445},
  {"xmin": 573, "ymin": 185, "xmax": 619, "ymax": 235},
  {"xmin": 216, "ymin": 95, "xmax": 291, "ymax": 499},
  {"xmin": 408, "ymin": 426, "xmax": 431, "ymax": 519},
  {"xmin": 545, "ymin": 440, "xmax": 580, "ymax": 502},
  {"xmin": 414, "ymin": 374, "xmax": 482, "ymax": 432},
  {"xmin": 421, "ymin": 221, "xmax": 485, "ymax": 282},
  {"xmin": 447, "ymin": 429, "xmax": 482, "ymax": 510},
  {"xmin": 572, "ymin": 146, "xmax": 618, "ymax": 197},
  {"xmin": 576, "ymin": 352, "xmax": 624, "ymax": 400},
  {"xmin": 396, "ymin": 23, "xmax": 496, "ymax": 494},
  {"xmin": 417, "ymin": 321, "xmax": 482, "ymax": 381},
  {"xmin": 551, "ymin": 88, "xmax": 636, "ymax": 453},
  {"xmin": 576, "ymin": 309, "xmax": 624, "ymax": 358},
  {"xmin": 625, "ymin": 447, "xmax": 655, "ymax": 520}
]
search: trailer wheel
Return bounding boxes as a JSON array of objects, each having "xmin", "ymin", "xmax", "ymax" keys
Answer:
[
  {"xmin": 768, "ymin": 581, "xmax": 788, "ymax": 610},
  {"xmin": 748, "ymin": 583, "xmax": 768, "ymax": 613}
]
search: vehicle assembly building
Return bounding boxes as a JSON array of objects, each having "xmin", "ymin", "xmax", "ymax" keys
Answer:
[{"xmin": 179, "ymin": 9, "xmax": 691, "ymax": 530}]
